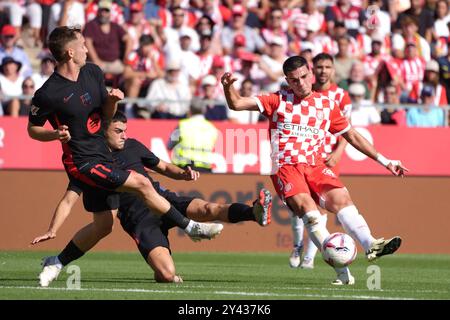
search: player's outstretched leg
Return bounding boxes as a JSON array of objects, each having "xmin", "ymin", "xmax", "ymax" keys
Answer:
[
  {"xmin": 289, "ymin": 216, "xmax": 303, "ymax": 268},
  {"xmin": 39, "ymin": 256, "xmax": 63, "ymax": 287},
  {"xmin": 252, "ymin": 188, "xmax": 272, "ymax": 226}
]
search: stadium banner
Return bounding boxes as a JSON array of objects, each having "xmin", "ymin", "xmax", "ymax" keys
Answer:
[
  {"xmin": 0, "ymin": 117, "xmax": 449, "ymax": 176},
  {"xmin": 1, "ymin": 171, "xmax": 449, "ymax": 254}
]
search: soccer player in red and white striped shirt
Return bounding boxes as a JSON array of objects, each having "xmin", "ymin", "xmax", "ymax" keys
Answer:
[
  {"xmin": 289, "ymin": 53, "xmax": 353, "ymax": 270},
  {"xmin": 221, "ymin": 56, "xmax": 407, "ymax": 285}
]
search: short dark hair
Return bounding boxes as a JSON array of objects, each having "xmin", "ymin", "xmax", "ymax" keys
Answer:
[
  {"xmin": 48, "ymin": 26, "xmax": 82, "ymax": 62},
  {"xmin": 312, "ymin": 53, "xmax": 334, "ymax": 66},
  {"xmin": 103, "ymin": 111, "xmax": 128, "ymax": 130},
  {"xmin": 282, "ymin": 56, "xmax": 309, "ymax": 75},
  {"xmin": 139, "ymin": 34, "xmax": 154, "ymax": 47}
]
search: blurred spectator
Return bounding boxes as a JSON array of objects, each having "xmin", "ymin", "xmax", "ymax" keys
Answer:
[
  {"xmin": 432, "ymin": 0, "xmax": 450, "ymax": 58},
  {"xmin": 0, "ymin": 56, "xmax": 24, "ymax": 116},
  {"xmin": 409, "ymin": 59, "xmax": 448, "ymax": 106},
  {"xmin": 31, "ymin": 53, "xmax": 56, "ymax": 90},
  {"xmin": 333, "ymin": 36, "xmax": 358, "ymax": 84},
  {"xmin": 163, "ymin": 6, "xmax": 200, "ymax": 61},
  {"xmin": 85, "ymin": 0, "xmax": 125, "ymax": 25},
  {"xmin": 125, "ymin": 1, "xmax": 162, "ymax": 51},
  {"xmin": 407, "ymin": 85, "xmax": 445, "ymax": 127},
  {"xmin": 123, "ymin": 34, "xmax": 164, "ymax": 103},
  {"xmin": 258, "ymin": 36, "xmax": 286, "ymax": 92},
  {"xmin": 194, "ymin": 15, "xmax": 222, "ymax": 55},
  {"xmin": 437, "ymin": 38, "xmax": 450, "ymax": 102},
  {"xmin": 338, "ymin": 61, "xmax": 371, "ymax": 100},
  {"xmin": 178, "ymin": 31, "xmax": 202, "ymax": 92},
  {"xmin": 227, "ymin": 78, "xmax": 261, "ymax": 124},
  {"xmin": 363, "ymin": 0, "xmax": 391, "ymax": 40},
  {"xmin": 290, "ymin": 0, "xmax": 324, "ymax": 41},
  {"xmin": 261, "ymin": 8, "xmax": 288, "ymax": 54},
  {"xmin": 24, "ymin": 0, "xmax": 43, "ymax": 47},
  {"xmin": 400, "ymin": 42, "xmax": 426, "ymax": 100},
  {"xmin": 144, "ymin": 59, "xmax": 191, "ymax": 119},
  {"xmin": 15, "ymin": 77, "xmax": 36, "ymax": 117},
  {"xmin": 168, "ymin": 97, "xmax": 218, "ymax": 173},
  {"xmin": 48, "ymin": 0, "xmax": 86, "ymax": 37},
  {"xmin": 196, "ymin": 31, "xmax": 216, "ymax": 79},
  {"xmin": 348, "ymin": 83, "xmax": 381, "ymax": 126},
  {"xmin": 198, "ymin": 74, "xmax": 228, "ymax": 121},
  {"xmin": 221, "ymin": 4, "xmax": 265, "ymax": 55},
  {"xmin": 0, "ymin": 25, "xmax": 33, "ymax": 77},
  {"xmin": 380, "ymin": 84, "xmax": 407, "ymax": 126},
  {"xmin": 324, "ymin": 0, "xmax": 364, "ymax": 38},
  {"xmin": 83, "ymin": 0, "xmax": 132, "ymax": 76},
  {"xmin": 395, "ymin": 0, "xmax": 435, "ymax": 42},
  {"xmin": 392, "ymin": 16, "xmax": 431, "ymax": 61}
]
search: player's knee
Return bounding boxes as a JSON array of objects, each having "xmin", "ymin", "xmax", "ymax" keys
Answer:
[
  {"xmin": 328, "ymin": 196, "xmax": 353, "ymax": 213},
  {"xmin": 204, "ymin": 202, "xmax": 219, "ymax": 218},
  {"xmin": 94, "ymin": 220, "xmax": 114, "ymax": 237}
]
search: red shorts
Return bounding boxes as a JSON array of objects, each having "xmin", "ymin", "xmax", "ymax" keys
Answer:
[{"xmin": 271, "ymin": 162, "xmax": 345, "ymax": 204}]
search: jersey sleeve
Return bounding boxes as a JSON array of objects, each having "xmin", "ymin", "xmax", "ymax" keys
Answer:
[
  {"xmin": 29, "ymin": 90, "xmax": 54, "ymax": 126},
  {"xmin": 254, "ymin": 92, "xmax": 280, "ymax": 117},
  {"xmin": 329, "ymin": 102, "xmax": 351, "ymax": 136},
  {"xmin": 340, "ymin": 91, "xmax": 352, "ymax": 118},
  {"xmin": 131, "ymin": 139, "xmax": 161, "ymax": 169}
]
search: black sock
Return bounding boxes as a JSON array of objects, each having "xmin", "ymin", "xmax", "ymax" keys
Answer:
[
  {"xmin": 57, "ymin": 240, "xmax": 85, "ymax": 266},
  {"xmin": 165, "ymin": 205, "xmax": 190, "ymax": 229},
  {"xmin": 228, "ymin": 203, "xmax": 255, "ymax": 223}
]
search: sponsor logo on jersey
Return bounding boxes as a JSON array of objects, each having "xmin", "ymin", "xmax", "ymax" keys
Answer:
[
  {"xmin": 63, "ymin": 93, "xmax": 74, "ymax": 103},
  {"xmin": 80, "ymin": 92, "xmax": 92, "ymax": 106},
  {"xmin": 30, "ymin": 105, "xmax": 39, "ymax": 116},
  {"xmin": 279, "ymin": 123, "xmax": 320, "ymax": 138}
]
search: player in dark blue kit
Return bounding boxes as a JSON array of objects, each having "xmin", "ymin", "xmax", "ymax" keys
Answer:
[
  {"xmin": 32, "ymin": 112, "xmax": 272, "ymax": 283},
  {"xmin": 27, "ymin": 26, "xmax": 223, "ymax": 287}
]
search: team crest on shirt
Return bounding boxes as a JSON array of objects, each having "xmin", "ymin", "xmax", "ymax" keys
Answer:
[
  {"xmin": 30, "ymin": 105, "xmax": 39, "ymax": 116},
  {"xmin": 322, "ymin": 168, "xmax": 336, "ymax": 178},
  {"xmin": 80, "ymin": 92, "xmax": 92, "ymax": 106},
  {"xmin": 317, "ymin": 110, "xmax": 324, "ymax": 120}
]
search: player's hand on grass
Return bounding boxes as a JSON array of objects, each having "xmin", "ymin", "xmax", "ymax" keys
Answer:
[
  {"xmin": 31, "ymin": 231, "xmax": 56, "ymax": 245},
  {"xmin": 184, "ymin": 166, "xmax": 200, "ymax": 181},
  {"xmin": 221, "ymin": 72, "xmax": 237, "ymax": 88},
  {"xmin": 57, "ymin": 125, "xmax": 71, "ymax": 143},
  {"xmin": 387, "ymin": 160, "xmax": 409, "ymax": 177}
]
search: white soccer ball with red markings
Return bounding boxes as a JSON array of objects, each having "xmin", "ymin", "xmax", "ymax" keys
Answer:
[{"xmin": 322, "ymin": 233, "xmax": 357, "ymax": 268}]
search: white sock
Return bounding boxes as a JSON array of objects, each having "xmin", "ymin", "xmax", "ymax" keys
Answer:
[
  {"xmin": 184, "ymin": 220, "xmax": 196, "ymax": 233},
  {"xmin": 336, "ymin": 205, "xmax": 376, "ymax": 252},
  {"xmin": 301, "ymin": 210, "xmax": 330, "ymax": 251},
  {"xmin": 334, "ymin": 266, "xmax": 351, "ymax": 276},
  {"xmin": 291, "ymin": 215, "xmax": 304, "ymax": 248},
  {"xmin": 304, "ymin": 214, "xmax": 326, "ymax": 260}
]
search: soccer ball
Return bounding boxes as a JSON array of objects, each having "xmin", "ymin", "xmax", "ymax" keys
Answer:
[{"xmin": 322, "ymin": 233, "xmax": 357, "ymax": 268}]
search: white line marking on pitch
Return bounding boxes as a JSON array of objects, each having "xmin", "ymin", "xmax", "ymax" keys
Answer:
[{"xmin": 0, "ymin": 285, "xmax": 415, "ymax": 300}]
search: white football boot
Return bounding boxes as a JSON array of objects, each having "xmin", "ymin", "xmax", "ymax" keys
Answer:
[
  {"xmin": 289, "ymin": 245, "xmax": 303, "ymax": 268},
  {"xmin": 366, "ymin": 236, "xmax": 402, "ymax": 262},
  {"xmin": 39, "ymin": 256, "xmax": 62, "ymax": 287},
  {"xmin": 187, "ymin": 222, "xmax": 224, "ymax": 242}
]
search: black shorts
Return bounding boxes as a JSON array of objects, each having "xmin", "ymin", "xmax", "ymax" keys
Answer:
[
  {"xmin": 120, "ymin": 188, "xmax": 195, "ymax": 260},
  {"xmin": 65, "ymin": 160, "xmax": 130, "ymax": 212}
]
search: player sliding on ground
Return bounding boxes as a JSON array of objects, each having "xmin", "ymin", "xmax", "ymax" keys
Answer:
[
  {"xmin": 221, "ymin": 55, "xmax": 408, "ymax": 285},
  {"xmin": 32, "ymin": 111, "xmax": 272, "ymax": 285}
]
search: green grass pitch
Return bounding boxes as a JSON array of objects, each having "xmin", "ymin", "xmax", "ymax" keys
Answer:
[{"xmin": 0, "ymin": 251, "xmax": 449, "ymax": 300}]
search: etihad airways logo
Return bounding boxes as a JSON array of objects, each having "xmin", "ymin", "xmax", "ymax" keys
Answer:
[{"xmin": 279, "ymin": 123, "xmax": 320, "ymax": 138}]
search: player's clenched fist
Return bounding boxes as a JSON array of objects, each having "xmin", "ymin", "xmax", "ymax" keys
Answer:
[
  {"xmin": 57, "ymin": 125, "xmax": 71, "ymax": 143},
  {"xmin": 108, "ymin": 88, "xmax": 125, "ymax": 102},
  {"xmin": 221, "ymin": 72, "xmax": 237, "ymax": 87}
]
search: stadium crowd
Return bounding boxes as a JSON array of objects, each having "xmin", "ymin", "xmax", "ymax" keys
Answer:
[{"xmin": 0, "ymin": 0, "xmax": 449, "ymax": 127}]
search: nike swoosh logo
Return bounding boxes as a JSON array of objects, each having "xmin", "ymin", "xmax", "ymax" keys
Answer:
[{"xmin": 63, "ymin": 93, "xmax": 74, "ymax": 103}]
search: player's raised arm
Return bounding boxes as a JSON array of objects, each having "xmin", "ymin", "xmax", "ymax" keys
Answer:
[
  {"xmin": 31, "ymin": 188, "xmax": 80, "ymax": 245},
  {"xmin": 342, "ymin": 128, "xmax": 409, "ymax": 177},
  {"xmin": 221, "ymin": 72, "xmax": 259, "ymax": 111}
]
